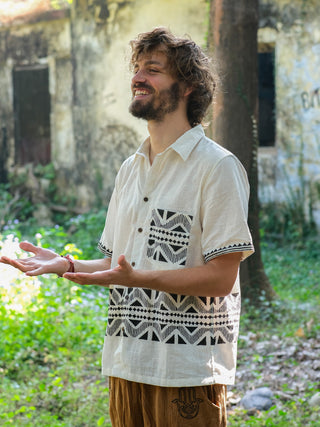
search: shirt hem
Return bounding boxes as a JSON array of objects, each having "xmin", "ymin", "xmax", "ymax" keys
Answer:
[{"xmin": 101, "ymin": 369, "xmax": 235, "ymax": 387}]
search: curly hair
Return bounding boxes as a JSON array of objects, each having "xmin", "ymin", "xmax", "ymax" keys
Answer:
[{"xmin": 130, "ymin": 27, "xmax": 217, "ymax": 127}]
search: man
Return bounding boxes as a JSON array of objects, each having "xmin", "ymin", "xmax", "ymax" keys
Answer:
[{"xmin": 1, "ymin": 28, "xmax": 254, "ymax": 426}]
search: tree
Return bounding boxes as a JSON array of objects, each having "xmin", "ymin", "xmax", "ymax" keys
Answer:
[{"xmin": 208, "ymin": 0, "xmax": 275, "ymax": 303}]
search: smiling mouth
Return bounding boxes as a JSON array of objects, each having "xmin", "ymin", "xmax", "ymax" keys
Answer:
[
  {"xmin": 133, "ymin": 85, "xmax": 153, "ymax": 99},
  {"xmin": 133, "ymin": 90, "xmax": 151, "ymax": 100},
  {"xmin": 135, "ymin": 89, "xmax": 149, "ymax": 96}
]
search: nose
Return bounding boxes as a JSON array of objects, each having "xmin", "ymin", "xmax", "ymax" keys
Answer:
[{"xmin": 132, "ymin": 69, "xmax": 146, "ymax": 85}]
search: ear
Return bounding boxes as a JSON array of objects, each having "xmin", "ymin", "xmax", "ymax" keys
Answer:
[{"xmin": 183, "ymin": 86, "xmax": 193, "ymax": 97}]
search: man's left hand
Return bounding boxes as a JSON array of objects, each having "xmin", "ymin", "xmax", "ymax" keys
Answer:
[{"xmin": 63, "ymin": 254, "xmax": 134, "ymax": 287}]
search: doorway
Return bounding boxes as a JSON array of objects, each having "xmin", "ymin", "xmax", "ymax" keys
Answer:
[{"xmin": 13, "ymin": 65, "xmax": 51, "ymax": 165}]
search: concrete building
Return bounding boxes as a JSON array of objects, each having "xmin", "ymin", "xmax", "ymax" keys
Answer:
[{"xmin": 0, "ymin": 0, "xmax": 319, "ymax": 226}]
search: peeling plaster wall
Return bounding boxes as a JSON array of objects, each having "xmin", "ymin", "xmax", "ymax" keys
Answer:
[
  {"xmin": 68, "ymin": 0, "xmax": 208, "ymax": 207},
  {"xmin": 258, "ymin": 0, "xmax": 320, "ymax": 226},
  {"xmin": 101, "ymin": 0, "xmax": 207, "ymax": 138},
  {"xmin": 0, "ymin": 0, "xmax": 208, "ymax": 213},
  {"xmin": 3, "ymin": 0, "xmax": 319, "ymax": 226},
  {"xmin": 0, "ymin": 14, "xmax": 74, "ymax": 187}
]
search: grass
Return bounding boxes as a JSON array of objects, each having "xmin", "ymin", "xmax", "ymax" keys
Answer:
[
  {"xmin": 0, "ymin": 273, "xmax": 111, "ymax": 426},
  {"xmin": 228, "ymin": 239, "xmax": 320, "ymax": 426},
  {"xmin": 0, "ymin": 225, "xmax": 111, "ymax": 427},
  {"xmin": 0, "ymin": 216, "xmax": 319, "ymax": 426}
]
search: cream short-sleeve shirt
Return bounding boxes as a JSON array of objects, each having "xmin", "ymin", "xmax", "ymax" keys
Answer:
[{"xmin": 98, "ymin": 125, "xmax": 254, "ymax": 387}]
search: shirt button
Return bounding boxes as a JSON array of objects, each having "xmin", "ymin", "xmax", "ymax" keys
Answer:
[
  {"xmin": 138, "ymin": 227, "xmax": 143, "ymax": 233},
  {"xmin": 143, "ymin": 197, "xmax": 148, "ymax": 202}
]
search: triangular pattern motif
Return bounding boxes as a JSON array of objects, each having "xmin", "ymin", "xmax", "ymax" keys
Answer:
[
  {"xmin": 97, "ymin": 241, "xmax": 113, "ymax": 258},
  {"xmin": 146, "ymin": 209, "xmax": 193, "ymax": 266},
  {"xmin": 106, "ymin": 287, "xmax": 240, "ymax": 346},
  {"xmin": 204, "ymin": 243, "xmax": 253, "ymax": 262}
]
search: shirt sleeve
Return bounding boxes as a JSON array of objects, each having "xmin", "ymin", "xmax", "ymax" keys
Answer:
[{"xmin": 201, "ymin": 155, "xmax": 254, "ymax": 262}]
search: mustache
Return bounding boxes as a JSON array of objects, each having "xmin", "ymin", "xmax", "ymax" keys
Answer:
[{"xmin": 132, "ymin": 83, "xmax": 154, "ymax": 92}]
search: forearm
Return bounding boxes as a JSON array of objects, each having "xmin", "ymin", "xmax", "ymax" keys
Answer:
[
  {"xmin": 0, "ymin": 240, "xmax": 112, "ymax": 278},
  {"xmin": 72, "ymin": 257, "xmax": 111, "ymax": 274},
  {"xmin": 62, "ymin": 253, "xmax": 241, "ymax": 295},
  {"xmin": 131, "ymin": 253, "xmax": 241, "ymax": 297}
]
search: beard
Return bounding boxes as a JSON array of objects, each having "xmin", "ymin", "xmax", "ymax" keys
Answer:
[{"xmin": 129, "ymin": 82, "xmax": 181, "ymax": 122}]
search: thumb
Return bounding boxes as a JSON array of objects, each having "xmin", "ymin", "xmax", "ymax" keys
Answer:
[
  {"xmin": 117, "ymin": 254, "xmax": 128, "ymax": 267},
  {"xmin": 117, "ymin": 255, "xmax": 133, "ymax": 273},
  {"xmin": 19, "ymin": 241, "xmax": 39, "ymax": 255}
]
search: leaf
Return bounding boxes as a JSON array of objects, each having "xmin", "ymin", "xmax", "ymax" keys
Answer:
[{"xmin": 97, "ymin": 416, "xmax": 105, "ymax": 426}]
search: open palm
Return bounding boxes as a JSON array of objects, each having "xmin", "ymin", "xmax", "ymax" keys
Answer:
[{"xmin": 0, "ymin": 241, "xmax": 67, "ymax": 277}]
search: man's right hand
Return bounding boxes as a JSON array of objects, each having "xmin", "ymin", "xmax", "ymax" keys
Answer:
[{"xmin": 0, "ymin": 241, "xmax": 69, "ymax": 277}]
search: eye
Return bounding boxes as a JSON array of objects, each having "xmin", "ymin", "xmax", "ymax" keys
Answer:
[{"xmin": 148, "ymin": 68, "xmax": 159, "ymax": 73}]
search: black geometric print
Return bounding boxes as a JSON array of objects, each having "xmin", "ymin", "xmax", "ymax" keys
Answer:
[
  {"xmin": 147, "ymin": 209, "xmax": 193, "ymax": 266},
  {"xmin": 204, "ymin": 243, "xmax": 253, "ymax": 262},
  {"xmin": 106, "ymin": 287, "xmax": 240, "ymax": 346},
  {"xmin": 98, "ymin": 241, "xmax": 113, "ymax": 258}
]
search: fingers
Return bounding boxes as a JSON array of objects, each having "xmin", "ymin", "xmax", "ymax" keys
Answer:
[
  {"xmin": 0, "ymin": 257, "xmax": 29, "ymax": 272},
  {"xmin": 25, "ymin": 267, "xmax": 45, "ymax": 276},
  {"xmin": 0, "ymin": 241, "xmax": 40, "ymax": 268},
  {"xmin": 63, "ymin": 271, "xmax": 109, "ymax": 286},
  {"xmin": 19, "ymin": 241, "xmax": 40, "ymax": 255},
  {"xmin": 0, "ymin": 256, "xmax": 11, "ymax": 265},
  {"xmin": 0, "ymin": 255, "xmax": 43, "ymax": 275}
]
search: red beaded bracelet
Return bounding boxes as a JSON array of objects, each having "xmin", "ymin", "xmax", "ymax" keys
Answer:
[{"xmin": 61, "ymin": 254, "xmax": 75, "ymax": 273}]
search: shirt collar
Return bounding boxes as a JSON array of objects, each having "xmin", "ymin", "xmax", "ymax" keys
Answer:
[{"xmin": 135, "ymin": 124, "xmax": 205, "ymax": 162}]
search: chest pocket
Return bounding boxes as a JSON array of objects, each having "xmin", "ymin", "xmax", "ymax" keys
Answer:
[{"xmin": 146, "ymin": 208, "xmax": 193, "ymax": 266}]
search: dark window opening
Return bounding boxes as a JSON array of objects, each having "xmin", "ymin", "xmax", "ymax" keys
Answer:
[
  {"xmin": 258, "ymin": 51, "xmax": 276, "ymax": 147},
  {"xmin": 13, "ymin": 66, "xmax": 51, "ymax": 165}
]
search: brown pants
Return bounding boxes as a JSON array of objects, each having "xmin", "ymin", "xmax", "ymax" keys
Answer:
[{"xmin": 109, "ymin": 377, "xmax": 227, "ymax": 427}]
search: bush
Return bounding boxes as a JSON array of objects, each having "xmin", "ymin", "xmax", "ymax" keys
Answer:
[
  {"xmin": 1, "ymin": 210, "xmax": 319, "ymax": 426},
  {"xmin": 0, "ymin": 232, "xmax": 111, "ymax": 426}
]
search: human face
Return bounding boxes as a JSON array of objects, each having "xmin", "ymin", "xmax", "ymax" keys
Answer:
[{"xmin": 129, "ymin": 51, "xmax": 183, "ymax": 122}]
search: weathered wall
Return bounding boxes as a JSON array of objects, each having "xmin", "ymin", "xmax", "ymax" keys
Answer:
[
  {"xmin": 0, "ymin": 11, "xmax": 74, "ymax": 214},
  {"xmin": 0, "ymin": 0, "xmax": 207, "ymax": 215},
  {"xmin": 69, "ymin": 0, "xmax": 208, "ymax": 207},
  {"xmin": 258, "ymin": 0, "xmax": 320, "ymax": 226},
  {"xmin": 1, "ymin": 0, "xmax": 319, "ymax": 226}
]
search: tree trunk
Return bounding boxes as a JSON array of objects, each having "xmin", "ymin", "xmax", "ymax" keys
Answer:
[{"xmin": 208, "ymin": 0, "xmax": 275, "ymax": 303}]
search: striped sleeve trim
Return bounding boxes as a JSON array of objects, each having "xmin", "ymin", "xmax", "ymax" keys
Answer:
[
  {"xmin": 204, "ymin": 243, "xmax": 254, "ymax": 263},
  {"xmin": 98, "ymin": 241, "xmax": 113, "ymax": 258}
]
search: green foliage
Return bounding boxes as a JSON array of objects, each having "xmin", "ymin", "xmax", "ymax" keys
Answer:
[
  {"xmin": 0, "ymin": 183, "xmax": 34, "ymax": 228},
  {"xmin": 0, "ymin": 230, "xmax": 111, "ymax": 426},
  {"xmin": 260, "ymin": 136, "xmax": 319, "ymax": 247},
  {"xmin": 230, "ymin": 239, "xmax": 320, "ymax": 426},
  {"xmin": 241, "ymin": 240, "xmax": 320, "ymax": 336},
  {"xmin": 1, "ymin": 216, "xmax": 319, "ymax": 425},
  {"xmin": 66, "ymin": 210, "xmax": 107, "ymax": 259},
  {"xmin": 1, "ymin": 209, "xmax": 106, "ymax": 260},
  {"xmin": 260, "ymin": 195, "xmax": 318, "ymax": 247},
  {"xmin": 50, "ymin": 0, "xmax": 72, "ymax": 10},
  {"xmin": 0, "ymin": 165, "xmax": 56, "ymax": 229},
  {"xmin": 33, "ymin": 163, "xmax": 56, "ymax": 181},
  {"xmin": 0, "ymin": 163, "xmax": 102, "ymax": 230},
  {"xmin": 229, "ymin": 398, "xmax": 320, "ymax": 426}
]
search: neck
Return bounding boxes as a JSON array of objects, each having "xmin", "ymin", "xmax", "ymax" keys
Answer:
[{"xmin": 147, "ymin": 111, "xmax": 191, "ymax": 164}]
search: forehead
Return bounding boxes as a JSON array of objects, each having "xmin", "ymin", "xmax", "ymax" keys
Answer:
[{"xmin": 134, "ymin": 50, "xmax": 169, "ymax": 68}]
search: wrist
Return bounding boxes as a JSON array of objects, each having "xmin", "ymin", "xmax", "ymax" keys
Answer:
[
  {"xmin": 58, "ymin": 254, "xmax": 75, "ymax": 276},
  {"xmin": 131, "ymin": 268, "xmax": 153, "ymax": 288},
  {"xmin": 64, "ymin": 254, "xmax": 75, "ymax": 273}
]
